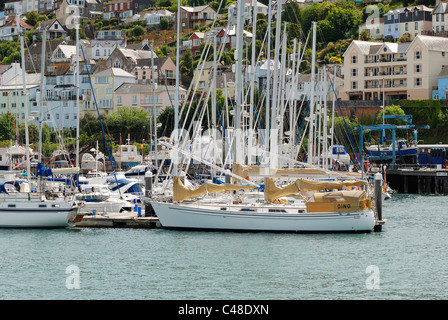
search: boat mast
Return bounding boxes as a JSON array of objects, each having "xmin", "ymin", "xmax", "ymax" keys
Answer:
[
  {"xmin": 270, "ymin": 0, "xmax": 282, "ymax": 169},
  {"xmin": 248, "ymin": 0, "xmax": 257, "ymax": 167},
  {"xmin": 38, "ymin": 28, "xmax": 46, "ymax": 165},
  {"xmin": 265, "ymin": 0, "xmax": 272, "ymax": 176},
  {"xmin": 75, "ymin": 19, "xmax": 80, "ymax": 169},
  {"xmin": 278, "ymin": 22, "xmax": 287, "ymax": 166},
  {"xmin": 211, "ymin": 34, "xmax": 217, "ymax": 179},
  {"xmin": 151, "ymin": 42, "xmax": 158, "ymax": 177},
  {"xmin": 233, "ymin": 0, "xmax": 245, "ymax": 165},
  {"xmin": 174, "ymin": 0, "xmax": 181, "ymax": 177},
  {"xmin": 307, "ymin": 21, "xmax": 317, "ymax": 165},
  {"xmin": 288, "ymin": 38, "xmax": 297, "ymax": 168},
  {"xmin": 18, "ymin": 14, "xmax": 31, "ymax": 181},
  {"xmin": 331, "ymin": 66, "xmax": 336, "ymax": 149},
  {"xmin": 323, "ymin": 66, "xmax": 328, "ymax": 170}
]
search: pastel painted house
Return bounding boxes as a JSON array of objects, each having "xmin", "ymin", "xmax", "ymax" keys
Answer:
[
  {"xmin": 114, "ymin": 83, "xmax": 187, "ymax": 117},
  {"xmin": 90, "ymin": 68, "xmax": 136, "ymax": 115}
]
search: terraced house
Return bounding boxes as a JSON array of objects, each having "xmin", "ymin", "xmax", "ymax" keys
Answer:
[{"xmin": 342, "ymin": 35, "xmax": 448, "ymax": 101}]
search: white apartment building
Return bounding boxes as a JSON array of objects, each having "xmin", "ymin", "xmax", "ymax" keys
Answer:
[{"xmin": 342, "ymin": 35, "xmax": 448, "ymax": 101}]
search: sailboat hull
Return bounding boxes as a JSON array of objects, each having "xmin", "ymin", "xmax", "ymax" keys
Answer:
[
  {"xmin": 149, "ymin": 202, "xmax": 376, "ymax": 233},
  {"xmin": 0, "ymin": 202, "xmax": 79, "ymax": 228}
]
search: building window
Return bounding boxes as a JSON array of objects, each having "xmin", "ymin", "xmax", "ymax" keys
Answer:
[
  {"xmin": 415, "ymin": 22, "xmax": 418, "ymax": 30},
  {"xmin": 405, "ymin": 23, "xmax": 408, "ymax": 31},
  {"xmin": 351, "ymin": 56, "xmax": 357, "ymax": 64},
  {"xmin": 351, "ymin": 68, "xmax": 357, "ymax": 77},
  {"xmin": 415, "ymin": 64, "xmax": 421, "ymax": 73},
  {"xmin": 415, "ymin": 51, "xmax": 421, "ymax": 59},
  {"xmin": 415, "ymin": 78, "xmax": 422, "ymax": 87},
  {"xmin": 117, "ymin": 96, "xmax": 122, "ymax": 105},
  {"xmin": 132, "ymin": 95, "xmax": 137, "ymax": 105},
  {"xmin": 351, "ymin": 81, "xmax": 357, "ymax": 90}
]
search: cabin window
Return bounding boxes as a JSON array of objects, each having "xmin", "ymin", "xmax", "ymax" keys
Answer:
[
  {"xmin": 220, "ymin": 208, "xmax": 227, "ymax": 211},
  {"xmin": 298, "ymin": 210, "xmax": 305, "ymax": 213},
  {"xmin": 240, "ymin": 208, "xmax": 255, "ymax": 212},
  {"xmin": 269, "ymin": 209, "xmax": 286, "ymax": 213}
]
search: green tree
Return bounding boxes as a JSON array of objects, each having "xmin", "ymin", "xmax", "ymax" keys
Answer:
[
  {"xmin": 25, "ymin": 11, "xmax": 39, "ymax": 27},
  {"xmin": 156, "ymin": 0, "xmax": 173, "ymax": 7},
  {"xmin": 160, "ymin": 17, "xmax": 169, "ymax": 30},
  {"xmin": 106, "ymin": 107, "xmax": 149, "ymax": 142},
  {"xmin": 0, "ymin": 113, "xmax": 16, "ymax": 141},
  {"xmin": 180, "ymin": 50, "xmax": 193, "ymax": 77},
  {"xmin": 157, "ymin": 107, "xmax": 174, "ymax": 137},
  {"xmin": 132, "ymin": 25, "xmax": 145, "ymax": 37}
]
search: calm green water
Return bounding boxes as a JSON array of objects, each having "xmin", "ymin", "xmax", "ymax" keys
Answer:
[{"xmin": 1, "ymin": 194, "xmax": 447, "ymax": 300}]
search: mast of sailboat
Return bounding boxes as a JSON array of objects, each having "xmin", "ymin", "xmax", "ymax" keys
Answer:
[
  {"xmin": 265, "ymin": 0, "xmax": 272, "ymax": 177},
  {"xmin": 248, "ymin": 0, "xmax": 257, "ymax": 167},
  {"xmin": 270, "ymin": 0, "xmax": 282, "ymax": 169},
  {"xmin": 307, "ymin": 21, "xmax": 317, "ymax": 165},
  {"xmin": 288, "ymin": 38, "xmax": 297, "ymax": 168},
  {"xmin": 173, "ymin": 0, "xmax": 180, "ymax": 178},
  {"xmin": 18, "ymin": 14, "xmax": 31, "ymax": 181},
  {"xmin": 36, "ymin": 27, "xmax": 47, "ymax": 192},
  {"xmin": 38, "ymin": 28, "xmax": 46, "ymax": 165},
  {"xmin": 75, "ymin": 19, "xmax": 80, "ymax": 169},
  {"xmin": 233, "ymin": 0, "xmax": 244, "ymax": 166},
  {"xmin": 331, "ymin": 66, "xmax": 336, "ymax": 149},
  {"xmin": 211, "ymin": 34, "xmax": 217, "ymax": 179},
  {"xmin": 151, "ymin": 41, "xmax": 158, "ymax": 182},
  {"xmin": 278, "ymin": 22, "xmax": 287, "ymax": 165},
  {"xmin": 323, "ymin": 66, "xmax": 328, "ymax": 170}
]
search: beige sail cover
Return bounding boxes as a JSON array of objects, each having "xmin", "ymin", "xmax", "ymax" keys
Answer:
[
  {"xmin": 263, "ymin": 178, "xmax": 367, "ymax": 202},
  {"xmin": 173, "ymin": 176, "xmax": 256, "ymax": 202},
  {"xmin": 264, "ymin": 178, "xmax": 300, "ymax": 202},
  {"xmin": 297, "ymin": 179, "xmax": 365, "ymax": 192},
  {"xmin": 233, "ymin": 163, "xmax": 326, "ymax": 180},
  {"xmin": 313, "ymin": 190, "xmax": 366, "ymax": 202}
]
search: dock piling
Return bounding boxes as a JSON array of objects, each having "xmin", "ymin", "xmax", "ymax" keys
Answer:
[
  {"xmin": 144, "ymin": 171, "xmax": 156, "ymax": 217},
  {"xmin": 374, "ymin": 172, "xmax": 383, "ymax": 232}
]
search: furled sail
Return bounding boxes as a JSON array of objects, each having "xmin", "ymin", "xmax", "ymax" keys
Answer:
[
  {"xmin": 173, "ymin": 176, "xmax": 257, "ymax": 202},
  {"xmin": 263, "ymin": 178, "xmax": 366, "ymax": 202},
  {"xmin": 232, "ymin": 163, "xmax": 327, "ymax": 180}
]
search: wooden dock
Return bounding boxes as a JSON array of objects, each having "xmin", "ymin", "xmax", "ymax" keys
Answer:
[
  {"xmin": 386, "ymin": 168, "xmax": 448, "ymax": 195},
  {"xmin": 75, "ymin": 213, "xmax": 162, "ymax": 229}
]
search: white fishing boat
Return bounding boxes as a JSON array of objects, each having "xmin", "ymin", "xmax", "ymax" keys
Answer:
[
  {"xmin": 113, "ymin": 143, "xmax": 143, "ymax": 168},
  {"xmin": 0, "ymin": 144, "xmax": 37, "ymax": 171}
]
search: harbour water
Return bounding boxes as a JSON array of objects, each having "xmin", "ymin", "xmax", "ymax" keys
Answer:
[{"xmin": 1, "ymin": 194, "xmax": 447, "ymax": 300}]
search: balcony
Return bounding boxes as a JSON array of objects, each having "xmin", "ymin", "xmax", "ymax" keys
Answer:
[{"xmin": 379, "ymin": 71, "xmax": 407, "ymax": 76}]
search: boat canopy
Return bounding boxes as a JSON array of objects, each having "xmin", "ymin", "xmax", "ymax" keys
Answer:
[
  {"xmin": 36, "ymin": 163, "xmax": 80, "ymax": 176},
  {"xmin": 173, "ymin": 176, "xmax": 256, "ymax": 202}
]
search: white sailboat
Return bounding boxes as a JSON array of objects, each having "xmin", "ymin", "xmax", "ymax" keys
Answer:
[
  {"xmin": 146, "ymin": 2, "xmax": 377, "ymax": 233},
  {"xmin": 0, "ymin": 17, "xmax": 81, "ymax": 228}
]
